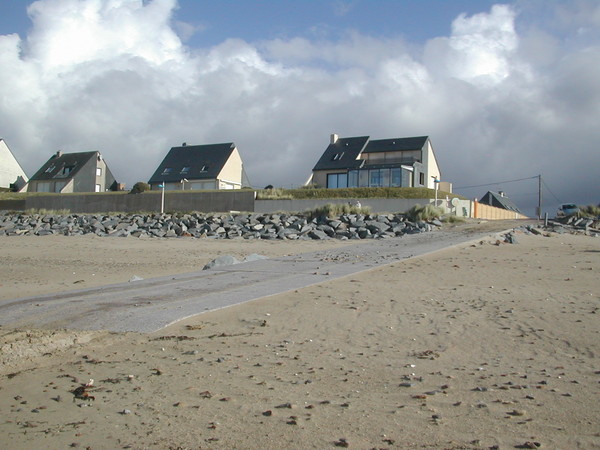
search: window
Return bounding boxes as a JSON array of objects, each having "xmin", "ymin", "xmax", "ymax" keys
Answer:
[
  {"xmin": 348, "ymin": 170, "xmax": 359, "ymax": 188},
  {"xmin": 180, "ymin": 166, "xmax": 190, "ymax": 174},
  {"xmin": 62, "ymin": 166, "xmax": 74, "ymax": 176},
  {"xmin": 44, "ymin": 165, "xmax": 55, "ymax": 173},
  {"xmin": 331, "ymin": 152, "xmax": 344, "ymax": 161},
  {"xmin": 327, "ymin": 173, "xmax": 347, "ymax": 188},
  {"xmin": 37, "ymin": 182, "xmax": 51, "ymax": 192},
  {"xmin": 95, "ymin": 184, "xmax": 101, "ymax": 192},
  {"xmin": 369, "ymin": 169, "xmax": 382, "ymax": 187},
  {"xmin": 358, "ymin": 170, "xmax": 369, "ymax": 187},
  {"xmin": 162, "ymin": 167, "xmax": 173, "ymax": 175},
  {"xmin": 391, "ymin": 168, "xmax": 401, "ymax": 187},
  {"xmin": 419, "ymin": 173, "xmax": 425, "ymax": 185},
  {"xmin": 96, "ymin": 167, "xmax": 102, "ymax": 176}
]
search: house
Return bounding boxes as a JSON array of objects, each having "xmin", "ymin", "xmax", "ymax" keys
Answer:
[
  {"xmin": 0, "ymin": 139, "xmax": 28, "ymax": 191},
  {"xmin": 479, "ymin": 191, "xmax": 522, "ymax": 214},
  {"xmin": 308, "ymin": 134, "xmax": 442, "ymax": 189},
  {"xmin": 148, "ymin": 142, "xmax": 250, "ymax": 191},
  {"xmin": 27, "ymin": 151, "xmax": 118, "ymax": 193}
]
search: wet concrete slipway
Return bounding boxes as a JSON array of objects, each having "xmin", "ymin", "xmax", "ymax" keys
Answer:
[{"xmin": 0, "ymin": 226, "xmax": 515, "ymax": 333}]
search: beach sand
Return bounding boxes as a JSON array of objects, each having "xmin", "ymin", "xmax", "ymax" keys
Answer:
[{"xmin": 0, "ymin": 223, "xmax": 598, "ymax": 449}]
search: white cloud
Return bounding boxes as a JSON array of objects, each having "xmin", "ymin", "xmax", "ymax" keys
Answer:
[{"xmin": 1, "ymin": 0, "xmax": 598, "ymax": 215}]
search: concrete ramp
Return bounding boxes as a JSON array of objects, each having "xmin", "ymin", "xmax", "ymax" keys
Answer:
[{"xmin": 0, "ymin": 229, "xmax": 501, "ymax": 332}]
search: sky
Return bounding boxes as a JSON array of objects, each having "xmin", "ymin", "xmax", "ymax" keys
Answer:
[{"xmin": 1, "ymin": 0, "xmax": 599, "ymax": 217}]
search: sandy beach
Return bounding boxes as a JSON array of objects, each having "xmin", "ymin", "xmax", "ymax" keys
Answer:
[{"xmin": 0, "ymin": 222, "xmax": 598, "ymax": 449}]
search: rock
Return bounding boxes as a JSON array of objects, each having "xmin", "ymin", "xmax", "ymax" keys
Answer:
[
  {"xmin": 308, "ymin": 229, "xmax": 329, "ymax": 240},
  {"xmin": 203, "ymin": 255, "xmax": 241, "ymax": 270},
  {"xmin": 244, "ymin": 254, "xmax": 268, "ymax": 262},
  {"xmin": 129, "ymin": 275, "xmax": 144, "ymax": 282}
]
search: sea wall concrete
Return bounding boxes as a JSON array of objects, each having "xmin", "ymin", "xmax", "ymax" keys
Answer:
[{"xmin": 0, "ymin": 191, "xmax": 256, "ymax": 213}]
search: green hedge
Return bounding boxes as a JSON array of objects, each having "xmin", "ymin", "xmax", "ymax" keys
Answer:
[{"xmin": 256, "ymin": 187, "xmax": 462, "ymax": 200}]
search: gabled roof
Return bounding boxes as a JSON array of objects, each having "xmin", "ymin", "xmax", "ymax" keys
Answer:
[
  {"xmin": 148, "ymin": 143, "xmax": 236, "ymax": 183},
  {"xmin": 30, "ymin": 151, "xmax": 97, "ymax": 181},
  {"xmin": 312, "ymin": 136, "xmax": 369, "ymax": 171},
  {"xmin": 480, "ymin": 191, "xmax": 522, "ymax": 213},
  {"xmin": 363, "ymin": 136, "xmax": 428, "ymax": 153}
]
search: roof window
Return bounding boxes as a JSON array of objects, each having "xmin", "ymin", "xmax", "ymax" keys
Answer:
[
  {"xmin": 162, "ymin": 167, "xmax": 173, "ymax": 175},
  {"xmin": 180, "ymin": 166, "xmax": 190, "ymax": 174},
  {"xmin": 44, "ymin": 164, "xmax": 55, "ymax": 173},
  {"xmin": 332, "ymin": 152, "xmax": 344, "ymax": 161},
  {"xmin": 200, "ymin": 165, "xmax": 208, "ymax": 172}
]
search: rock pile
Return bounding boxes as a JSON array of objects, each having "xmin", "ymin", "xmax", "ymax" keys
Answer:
[
  {"xmin": 0, "ymin": 212, "xmax": 442, "ymax": 240},
  {"xmin": 548, "ymin": 215, "xmax": 600, "ymax": 235}
]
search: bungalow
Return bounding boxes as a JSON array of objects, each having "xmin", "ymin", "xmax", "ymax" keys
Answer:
[
  {"xmin": 27, "ymin": 151, "xmax": 118, "ymax": 193},
  {"xmin": 479, "ymin": 191, "xmax": 522, "ymax": 214},
  {"xmin": 308, "ymin": 134, "xmax": 442, "ymax": 190},
  {"xmin": 0, "ymin": 139, "xmax": 28, "ymax": 191},
  {"xmin": 148, "ymin": 142, "xmax": 250, "ymax": 191}
]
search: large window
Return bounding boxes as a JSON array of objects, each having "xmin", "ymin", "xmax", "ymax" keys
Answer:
[
  {"xmin": 327, "ymin": 173, "xmax": 347, "ymax": 188},
  {"xmin": 369, "ymin": 169, "xmax": 382, "ymax": 187},
  {"xmin": 326, "ymin": 167, "xmax": 413, "ymax": 188},
  {"xmin": 348, "ymin": 170, "xmax": 359, "ymax": 188},
  {"xmin": 391, "ymin": 168, "xmax": 404, "ymax": 187}
]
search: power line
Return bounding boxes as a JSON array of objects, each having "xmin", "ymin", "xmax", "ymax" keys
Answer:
[
  {"xmin": 454, "ymin": 175, "xmax": 538, "ymax": 190},
  {"xmin": 541, "ymin": 178, "xmax": 561, "ymax": 204}
]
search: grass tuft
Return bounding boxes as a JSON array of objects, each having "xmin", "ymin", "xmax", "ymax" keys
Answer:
[
  {"xmin": 305, "ymin": 203, "xmax": 371, "ymax": 220},
  {"xmin": 406, "ymin": 204, "xmax": 444, "ymax": 222}
]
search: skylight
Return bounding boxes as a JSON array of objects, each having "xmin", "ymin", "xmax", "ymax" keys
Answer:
[{"xmin": 162, "ymin": 167, "xmax": 173, "ymax": 175}]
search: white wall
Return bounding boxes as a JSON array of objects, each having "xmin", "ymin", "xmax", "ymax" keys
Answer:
[{"xmin": 0, "ymin": 139, "xmax": 28, "ymax": 189}]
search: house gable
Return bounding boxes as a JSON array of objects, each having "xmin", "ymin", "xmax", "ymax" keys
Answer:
[
  {"xmin": 480, "ymin": 191, "xmax": 522, "ymax": 213},
  {"xmin": 311, "ymin": 134, "xmax": 443, "ymax": 189},
  {"xmin": 312, "ymin": 136, "xmax": 369, "ymax": 171},
  {"xmin": 30, "ymin": 151, "xmax": 97, "ymax": 181},
  {"xmin": 0, "ymin": 139, "xmax": 28, "ymax": 190},
  {"xmin": 149, "ymin": 143, "xmax": 245, "ymax": 189},
  {"xmin": 28, "ymin": 151, "xmax": 117, "ymax": 193}
]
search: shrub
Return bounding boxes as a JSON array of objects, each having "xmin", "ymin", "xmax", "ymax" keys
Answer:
[
  {"xmin": 441, "ymin": 215, "xmax": 466, "ymax": 223},
  {"xmin": 255, "ymin": 188, "xmax": 293, "ymax": 200},
  {"xmin": 406, "ymin": 204, "xmax": 444, "ymax": 222},
  {"xmin": 305, "ymin": 202, "xmax": 371, "ymax": 220},
  {"xmin": 130, "ymin": 182, "xmax": 150, "ymax": 194},
  {"xmin": 578, "ymin": 204, "xmax": 600, "ymax": 218}
]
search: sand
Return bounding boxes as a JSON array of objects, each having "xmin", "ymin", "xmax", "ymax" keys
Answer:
[{"xmin": 0, "ymin": 223, "xmax": 598, "ymax": 449}]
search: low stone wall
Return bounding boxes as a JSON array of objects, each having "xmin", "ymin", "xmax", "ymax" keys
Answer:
[
  {"xmin": 0, "ymin": 190, "xmax": 256, "ymax": 214},
  {"xmin": 0, "ymin": 211, "xmax": 442, "ymax": 240}
]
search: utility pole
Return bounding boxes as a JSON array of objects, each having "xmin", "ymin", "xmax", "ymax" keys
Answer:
[{"xmin": 537, "ymin": 174, "xmax": 542, "ymax": 220}]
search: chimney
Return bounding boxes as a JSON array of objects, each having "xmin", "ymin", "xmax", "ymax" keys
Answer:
[
  {"xmin": 182, "ymin": 142, "xmax": 187, "ymax": 147},
  {"xmin": 498, "ymin": 191, "xmax": 505, "ymax": 197},
  {"xmin": 55, "ymin": 150, "xmax": 63, "ymax": 158},
  {"xmin": 330, "ymin": 133, "xmax": 338, "ymax": 144}
]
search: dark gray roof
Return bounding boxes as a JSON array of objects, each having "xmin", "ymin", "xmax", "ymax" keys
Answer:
[
  {"xmin": 30, "ymin": 151, "xmax": 97, "ymax": 181},
  {"xmin": 480, "ymin": 191, "xmax": 522, "ymax": 213},
  {"xmin": 312, "ymin": 136, "xmax": 369, "ymax": 171},
  {"xmin": 363, "ymin": 136, "xmax": 428, "ymax": 153},
  {"xmin": 148, "ymin": 143, "xmax": 236, "ymax": 183}
]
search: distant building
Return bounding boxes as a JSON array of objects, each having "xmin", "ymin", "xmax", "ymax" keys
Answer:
[
  {"xmin": 27, "ymin": 151, "xmax": 118, "ymax": 193},
  {"xmin": 308, "ymin": 134, "xmax": 442, "ymax": 189},
  {"xmin": 0, "ymin": 139, "xmax": 28, "ymax": 191},
  {"xmin": 148, "ymin": 142, "xmax": 250, "ymax": 191},
  {"xmin": 479, "ymin": 191, "xmax": 522, "ymax": 214}
]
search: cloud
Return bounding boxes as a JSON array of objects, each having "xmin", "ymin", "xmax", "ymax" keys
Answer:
[{"xmin": 0, "ymin": 0, "xmax": 598, "ymax": 215}]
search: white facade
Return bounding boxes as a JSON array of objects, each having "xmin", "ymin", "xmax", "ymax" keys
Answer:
[{"xmin": 0, "ymin": 139, "xmax": 28, "ymax": 190}]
